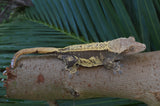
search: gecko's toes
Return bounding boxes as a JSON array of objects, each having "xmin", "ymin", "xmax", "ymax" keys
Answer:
[
  {"xmin": 75, "ymin": 71, "xmax": 79, "ymax": 76},
  {"xmin": 113, "ymin": 70, "xmax": 122, "ymax": 74},
  {"xmin": 68, "ymin": 73, "xmax": 73, "ymax": 79},
  {"xmin": 113, "ymin": 71, "xmax": 117, "ymax": 74},
  {"xmin": 118, "ymin": 70, "xmax": 122, "ymax": 74}
]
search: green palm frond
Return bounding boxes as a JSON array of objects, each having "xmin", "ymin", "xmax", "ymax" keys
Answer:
[
  {"xmin": 0, "ymin": 0, "xmax": 160, "ymax": 105},
  {"xmin": 0, "ymin": 0, "xmax": 158, "ymax": 68}
]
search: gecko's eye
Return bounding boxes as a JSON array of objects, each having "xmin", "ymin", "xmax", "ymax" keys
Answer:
[{"xmin": 129, "ymin": 46, "xmax": 135, "ymax": 51}]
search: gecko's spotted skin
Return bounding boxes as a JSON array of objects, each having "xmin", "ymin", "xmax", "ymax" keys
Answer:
[{"xmin": 11, "ymin": 37, "xmax": 146, "ymax": 74}]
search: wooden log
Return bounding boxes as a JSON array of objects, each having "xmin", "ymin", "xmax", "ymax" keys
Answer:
[{"xmin": 5, "ymin": 51, "xmax": 160, "ymax": 106}]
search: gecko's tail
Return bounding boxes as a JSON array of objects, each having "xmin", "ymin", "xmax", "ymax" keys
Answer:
[{"xmin": 11, "ymin": 47, "xmax": 59, "ymax": 68}]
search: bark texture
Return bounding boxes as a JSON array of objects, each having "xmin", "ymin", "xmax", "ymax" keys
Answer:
[{"xmin": 5, "ymin": 51, "xmax": 160, "ymax": 106}]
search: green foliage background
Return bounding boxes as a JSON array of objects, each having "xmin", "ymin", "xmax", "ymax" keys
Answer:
[{"xmin": 0, "ymin": 0, "xmax": 160, "ymax": 105}]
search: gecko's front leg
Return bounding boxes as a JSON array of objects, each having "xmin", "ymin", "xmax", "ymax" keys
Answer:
[{"xmin": 103, "ymin": 56, "xmax": 122, "ymax": 74}]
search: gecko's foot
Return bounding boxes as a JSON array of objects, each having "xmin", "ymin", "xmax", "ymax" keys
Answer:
[
  {"xmin": 112, "ymin": 61, "xmax": 122, "ymax": 74},
  {"xmin": 68, "ymin": 73, "xmax": 73, "ymax": 79},
  {"xmin": 75, "ymin": 71, "xmax": 79, "ymax": 76},
  {"xmin": 65, "ymin": 64, "xmax": 78, "ymax": 73},
  {"xmin": 65, "ymin": 64, "xmax": 79, "ymax": 79},
  {"xmin": 104, "ymin": 60, "xmax": 122, "ymax": 74},
  {"xmin": 113, "ymin": 69, "xmax": 122, "ymax": 74},
  {"xmin": 68, "ymin": 70, "xmax": 79, "ymax": 79},
  {"xmin": 67, "ymin": 69, "xmax": 79, "ymax": 79},
  {"xmin": 69, "ymin": 88, "xmax": 80, "ymax": 97}
]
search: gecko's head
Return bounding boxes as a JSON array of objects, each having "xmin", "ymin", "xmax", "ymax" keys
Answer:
[{"xmin": 108, "ymin": 37, "xmax": 146, "ymax": 55}]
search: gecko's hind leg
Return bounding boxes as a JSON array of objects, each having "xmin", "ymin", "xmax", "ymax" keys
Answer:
[{"xmin": 58, "ymin": 55, "xmax": 79, "ymax": 74}]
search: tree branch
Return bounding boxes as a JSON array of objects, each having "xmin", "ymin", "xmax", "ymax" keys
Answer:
[{"xmin": 5, "ymin": 51, "xmax": 160, "ymax": 106}]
